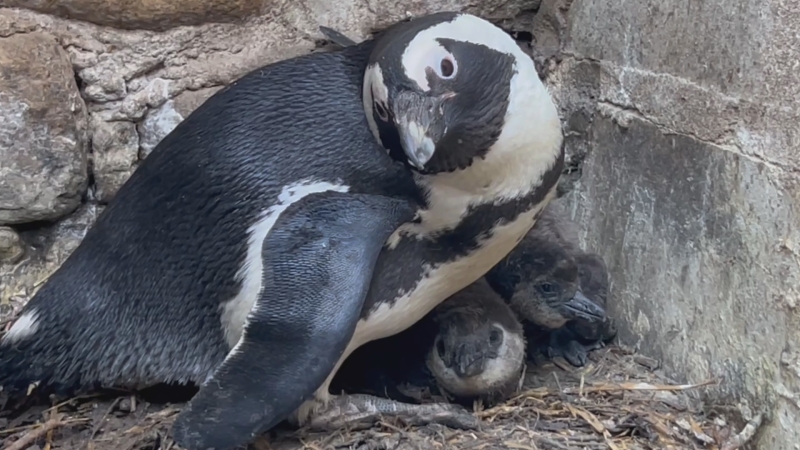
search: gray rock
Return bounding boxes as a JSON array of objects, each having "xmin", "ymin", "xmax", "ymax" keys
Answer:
[
  {"xmin": 137, "ymin": 86, "xmax": 223, "ymax": 159},
  {"xmin": 560, "ymin": 113, "xmax": 800, "ymax": 450},
  {"xmin": 91, "ymin": 115, "xmax": 140, "ymax": 203},
  {"xmin": 0, "ymin": 32, "xmax": 89, "ymax": 225},
  {"xmin": 137, "ymin": 99, "xmax": 189, "ymax": 160},
  {"xmin": 551, "ymin": 2, "xmax": 800, "ymax": 446},
  {"xmin": 0, "ymin": 227, "xmax": 23, "ymax": 264},
  {"xmin": 3, "ymin": 0, "xmax": 266, "ymax": 31}
]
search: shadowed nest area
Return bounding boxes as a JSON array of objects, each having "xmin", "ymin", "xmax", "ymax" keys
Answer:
[{"xmin": 0, "ymin": 332, "xmax": 757, "ymax": 450}]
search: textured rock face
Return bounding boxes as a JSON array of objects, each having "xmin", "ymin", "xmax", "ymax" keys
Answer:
[
  {"xmin": 0, "ymin": 31, "xmax": 88, "ymax": 224},
  {"xmin": 545, "ymin": 0, "xmax": 800, "ymax": 448},
  {"xmin": 0, "ymin": 227, "xmax": 23, "ymax": 264},
  {"xmin": 2, "ymin": 0, "xmax": 263, "ymax": 31}
]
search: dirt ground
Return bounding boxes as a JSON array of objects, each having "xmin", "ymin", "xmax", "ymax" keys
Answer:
[{"xmin": 1, "ymin": 344, "xmax": 761, "ymax": 450}]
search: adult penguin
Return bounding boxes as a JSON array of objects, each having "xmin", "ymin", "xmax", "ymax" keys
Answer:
[{"xmin": 0, "ymin": 11, "xmax": 564, "ymax": 450}]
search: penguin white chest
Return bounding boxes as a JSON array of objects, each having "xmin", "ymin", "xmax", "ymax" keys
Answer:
[{"xmin": 350, "ymin": 202, "xmax": 547, "ymax": 351}]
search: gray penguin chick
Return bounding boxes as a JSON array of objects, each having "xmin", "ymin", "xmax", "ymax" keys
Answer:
[
  {"xmin": 332, "ymin": 278, "xmax": 526, "ymax": 408},
  {"xmin": 425, "ymin": 278, "xmax": 526, "ymax": 406},
  {"xmin": 486, "ymin": 198, "xmax": 617, "ymax": 367}
]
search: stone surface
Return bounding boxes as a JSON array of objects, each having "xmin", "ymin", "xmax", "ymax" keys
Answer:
[
  {"xmin": 138, "ymin": 86, "xmax": 222, "ymax": 159},
  {"xmin": 0, "ymin": 31, "xmax": 89, "ymax": 225},
  {"xmin": 547, "ymin": 0, "xmax": 800, "ymax": 448},
  {"xmin": 90, "ymin": 114, "xmax": 139, "ymax": 202},
  {"xmin": 0, "ymin": 227, "xmax": 23, "ymax": 264},
  {"xmin": 1, "ymin": 0, "xmax": 263, "ymax": 31},
  {"xmin": 560, "ymin": 113, "xmax": 800, "ymax": 449}
]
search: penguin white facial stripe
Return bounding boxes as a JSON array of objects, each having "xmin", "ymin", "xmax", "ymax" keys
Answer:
[
  {"xmin": 220, "ymin": 180, "xmax": 350, "ymax": 350},
  {"xmin": 1, "ymin": 309, "xmax": 40, "ymax": 345},
  {"xmin": 400, "ymin": 42, "xmax": 457, "ymax": 92},
  {"xmin": 401, "ymin": 14, "xmax": 527, "ymax": 90}
]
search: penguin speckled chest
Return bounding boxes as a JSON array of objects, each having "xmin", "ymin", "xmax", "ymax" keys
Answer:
[{"xmin": 0, "ymin": 11, "xmax": 564, "ymax": 450}]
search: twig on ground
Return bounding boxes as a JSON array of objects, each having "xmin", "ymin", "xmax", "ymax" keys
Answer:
[
  {"xmin": 3, "ymin": 416, "xmax": 80, "ymax": 450},
  {"xmin": 89, "ymin": 397, "xmax": 122, "ymax": 441}
]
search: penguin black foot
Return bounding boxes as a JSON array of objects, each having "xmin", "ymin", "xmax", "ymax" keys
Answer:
[
  {"xmin": 546, "ymin": 328, "xmax": 605, "ymax": 368},
  {"xmin": 306, "ymin": 394, "xmax": 480, "ymax": 431}
]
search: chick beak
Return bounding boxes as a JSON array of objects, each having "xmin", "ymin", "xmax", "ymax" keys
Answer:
[{"xmin": 561, "ymin": 290, "xmax": 606, "ymax": 322}]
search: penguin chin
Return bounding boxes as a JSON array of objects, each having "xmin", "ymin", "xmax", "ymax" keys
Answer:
[{"xmin": 413, "ymin": 148, "xmax": 478, "ymax": 175}]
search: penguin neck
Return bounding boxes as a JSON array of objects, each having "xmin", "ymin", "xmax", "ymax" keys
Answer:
[{"xmin": 411, "ymin": 83, "xmax": 563, "ymax": 234}]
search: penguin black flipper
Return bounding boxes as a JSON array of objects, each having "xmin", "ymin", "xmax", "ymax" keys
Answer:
[{"xmin": 172, "ymin": 191, "xmax": 415, "ymax": 450}]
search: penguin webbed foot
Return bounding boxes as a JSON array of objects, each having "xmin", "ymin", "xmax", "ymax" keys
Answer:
[
  {"xmin": 306, "ymin": 394, "xmax": 480, "ymax": 431},
  {"xmin": 546, "ymin": 328, "xmax": 604, "ymax": 368}
]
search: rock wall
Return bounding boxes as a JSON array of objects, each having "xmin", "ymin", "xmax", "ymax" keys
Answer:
[
  {"xmin": 0, "ymin": 1, "xmax": 797, "ymax": 448},
  {"xmin": 545, "ymin": 0, "xmax": 800, "ymax": 448}
]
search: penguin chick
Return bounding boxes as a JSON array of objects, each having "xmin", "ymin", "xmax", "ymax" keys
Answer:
[
  {"xmin": 533, "ymin": 250, "xmax": 617, "ymax": 367},
  {"xmin": 331, "ymin": 278, "xmax": 526, "ymax": 409},
  {"xmin": 486, "ymin": 230, "xmax": 607, "ymax": 367},
  {"xmin": 426, "ymin": 278, "xmax": 526, "ymax": 406},
  {"xmin": 528, "ymin": 198, "xmax": 618, "ymax": 364}
]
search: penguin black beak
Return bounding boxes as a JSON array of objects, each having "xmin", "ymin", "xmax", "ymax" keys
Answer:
[
  {"xmin": 559, "ymin": 290, "xmax": 605, "ymax": 322},
  {"xmin": 393, "ymin": 91, "xmax": 451, "ymax": 170},
  {"xmin": 454, "ymin": 343, "xmax": 487, "ymax": 378}
]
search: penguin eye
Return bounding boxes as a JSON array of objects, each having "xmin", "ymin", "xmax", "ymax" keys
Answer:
[
  {"xmin": 439, "ymin": 56, "xmax": 456, "ymax": 79},
  {"xmin": 539, "ymin": 282, "xmax": 554, "ymax": 294},
  {"xmin": 374, "ymin": 102, "xmax": 389, "ymax": 122}
]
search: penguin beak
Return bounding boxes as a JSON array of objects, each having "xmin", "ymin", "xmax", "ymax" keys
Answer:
[
  {"xmin": 393, "ymin": 91, "xmax": 451, "ymax": 170},
  {"xmin": 398, "ymin": 120, "xmax": 437, "ymax": 170},
  {"xmin": 560, "ymin": 290, "xmax": 605, "ymax": 322}
]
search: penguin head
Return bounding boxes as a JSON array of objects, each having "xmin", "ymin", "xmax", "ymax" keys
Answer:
[
  {"xmin": 486, "ymin": 238, "xmax": 607, "ymax": 329},
  {"xmin": 363, "ymin": 12, "xmax": 554, "ymax": 175},
  {"xmin": 425, "ymin": 283, "xmax": 525, "ymax": 400}
]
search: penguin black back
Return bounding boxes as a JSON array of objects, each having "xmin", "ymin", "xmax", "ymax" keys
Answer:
[{"xmin": 0, "ymin": 41, "xmax": 418, "ymax": 395}]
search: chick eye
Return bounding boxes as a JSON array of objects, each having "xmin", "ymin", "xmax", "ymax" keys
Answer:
[
  {"xmin": 539, "ymin": 282, "xmax": 554, "ymax": 294},
  {"xmin": 374, "ymin": 102, "xmax": 389, "ymax": 122},
  {"xmin": 439, "ymin": 56, "xmax": 456, "ymax": 79}
]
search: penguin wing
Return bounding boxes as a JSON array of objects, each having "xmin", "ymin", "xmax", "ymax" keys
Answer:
[{"xmin": 172, "ymin": 191, "xmax": 416, "ymax": 450}]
